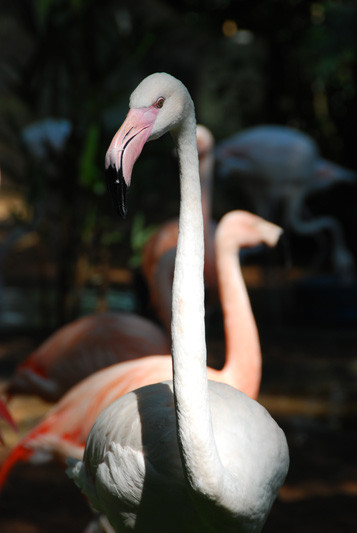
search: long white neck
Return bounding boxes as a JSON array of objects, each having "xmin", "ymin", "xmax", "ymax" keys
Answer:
[
  {"xmin": 171, "ymin": 112, "xmax": 223, "ymax": 497},
  {"xmin": 217, "ymin": 237, "xmax": 261, "ymax": 398},
  {"xmin": 154, "ymin": 144, "xmax": 216, "ymax": 335}
]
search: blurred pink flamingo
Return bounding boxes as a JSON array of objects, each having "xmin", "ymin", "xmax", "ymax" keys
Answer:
[{"xmin": 5, "ymin": 312, "xmax": 169, "ymax": 402}]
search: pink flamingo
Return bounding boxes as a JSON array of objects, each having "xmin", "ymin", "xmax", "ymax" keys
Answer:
[
  {"xmin": 142, "ymin": 124, "xmax": 217, "ymax": 332},
  {"xmin": 0, "ymin": 209, "xmax": 281, "ymax": 489},
  {"xmin": 5, "ymin": 312, "xmax": 170, "ymax": 402}
]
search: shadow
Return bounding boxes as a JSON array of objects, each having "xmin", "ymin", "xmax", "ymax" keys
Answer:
[
  {"xmin": 0, "ymin": 461, "xmax": 92, "ymax": 533},
  {"xmin": 131, "ymin": 382, "xmax": 195, "ymax": 532}
]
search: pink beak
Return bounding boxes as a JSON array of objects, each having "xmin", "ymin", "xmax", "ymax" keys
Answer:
[{"xmin": 105, "ymin": 106, "xmax": 159, "ymax": 217}]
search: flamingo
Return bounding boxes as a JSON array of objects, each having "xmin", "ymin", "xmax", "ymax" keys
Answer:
[
  {"xmin": 5, "ymin": 312, "xmax": 170, "ymax": 402},
  {"xmin": 216, "ymin": 124, "xmax": 356, "ymax": 276},
  {"xmin": 142, "ymin": 124, "xmax": 216, "ymax": 332},
  {"xmin": 67, "ymin": 72, "xmax": 289, "ymax": 532},
  {"xmin": 0, "ymin": 206, "xmax": 281, "ymax": 489}
]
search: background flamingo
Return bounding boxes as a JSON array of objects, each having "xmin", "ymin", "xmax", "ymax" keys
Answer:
[
  {"xmin": 4, "ymin": 311, "xmax": 169, "ymax": 402},
  {"xmin": 68, "ymin": 72, "xmax": 289, "ymax": 532},
  {"xmin": 142, "ymin": 124, "xmax": 217, "ymax": 331},
  {"xmin": 216, "ymin": 124, "xmax": 356, "ymax": 276},
  {"xmin": 0, "ymin": 208, "xmax": 281, "ymax": 489}
]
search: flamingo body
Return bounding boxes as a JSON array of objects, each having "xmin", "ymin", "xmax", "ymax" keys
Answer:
[
  {"xmin": 70, "ymin": 380, "xmax": 287, "ymax": 533},
  {"xmin": 0, "ymin": 356, "xmax": 172, "ymax": 487},
  {"xmin": 6, "ymin": 312, "xmax": 169, "ymax": 401}
]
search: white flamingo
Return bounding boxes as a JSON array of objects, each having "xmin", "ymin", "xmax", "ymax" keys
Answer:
[{"xmin": 67, "ymin": 73, "xmax": 289, "ymax": 533}]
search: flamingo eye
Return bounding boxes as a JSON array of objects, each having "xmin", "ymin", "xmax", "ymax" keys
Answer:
[{"xmin": 155, "ymin": 97, "xmax": 165, "ymax": 109}]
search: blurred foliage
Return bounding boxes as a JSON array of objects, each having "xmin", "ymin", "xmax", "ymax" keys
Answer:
[
  {"xmin": 0, "ymin": 0, "xmax": 356, "ymax": 322},
  {"xmin": 299, "ymin": 2, "xmax": 357, "ymax": 161},
  {"xmin": 129, "ymin": 212, "xmax": 157, "ymax": 268}
]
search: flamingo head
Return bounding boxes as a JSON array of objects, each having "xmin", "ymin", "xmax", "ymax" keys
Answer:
[
  {"xmin": 105, "ymin": 73, "xmax": 191, "ymax": 217},
  {"xmin": 216, "ymin": 211, "xmax": 283, "ymax": 254}
]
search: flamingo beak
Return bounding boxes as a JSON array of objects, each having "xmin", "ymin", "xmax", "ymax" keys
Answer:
[{"xmin": 105, "ymin": 106, "xmax": 159, "ymax": 217}]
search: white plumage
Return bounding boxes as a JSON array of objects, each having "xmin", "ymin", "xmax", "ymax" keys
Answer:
[{"xmin": 67, "ymin": 72, "xmax": 289, "ymax": 533}]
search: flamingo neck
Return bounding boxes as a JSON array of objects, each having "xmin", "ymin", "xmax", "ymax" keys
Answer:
[
  {"xmin": 217, "ymin": 242, "xmax": 261, "ymax": 399},
  {"xmin": 171, "ymin": 114, "xmax": 206, "ymax": 381},
  {"xmin": 170, "ymin": 113, "xmax": 222, "ymax": 495}
]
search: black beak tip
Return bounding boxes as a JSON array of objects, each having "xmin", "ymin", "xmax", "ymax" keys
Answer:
[
  {"xmin": 119, "ymin": 202, "xmax": 128, "ymax": 219},
  {"xmin": 105, "ymin": 166, "xmax": 128, "ymax": 219}
]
